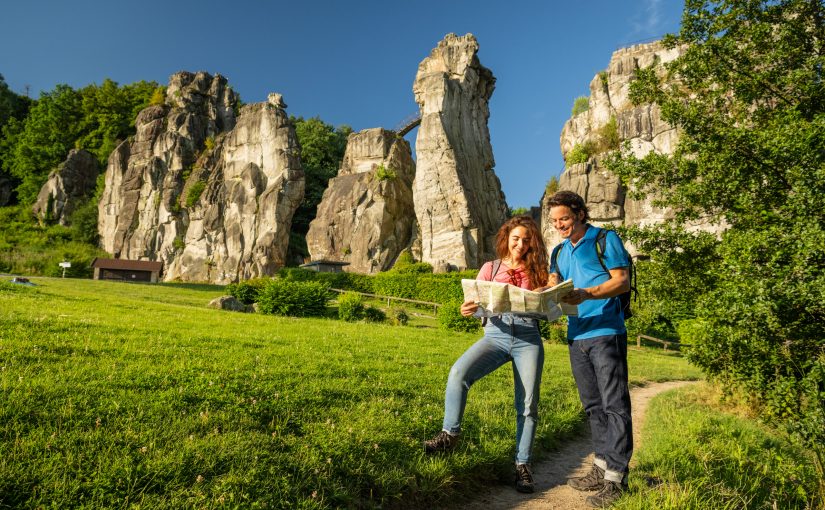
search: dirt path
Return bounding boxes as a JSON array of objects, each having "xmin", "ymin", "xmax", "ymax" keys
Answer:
[{"xmin": 458, "ymin": 380, "xmax": 696, "ymax": 510}]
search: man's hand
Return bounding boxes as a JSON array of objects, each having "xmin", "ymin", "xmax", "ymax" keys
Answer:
[
  {"xmin": 460, "ymin": 300, "xmax": 479, "ymax": 317},
  {"xmin": 561, "ymin": 288, "xmax": 590, "ymax": 305}
]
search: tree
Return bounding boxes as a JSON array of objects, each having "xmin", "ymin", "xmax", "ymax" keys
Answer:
[
  {"xmin": 287, "ymin": 116, "xmax": 351, "ymax": 262},
  {"xmin": 608, "ymin": 0, "xmax": 825, "ymax": 495},
  {"xmin": 0, "ymin": 79, "xmax": 156, "ymax": 205},
  {"xmin": 0, "ymin": 74, "xmax": 33, "ymax": 205}
]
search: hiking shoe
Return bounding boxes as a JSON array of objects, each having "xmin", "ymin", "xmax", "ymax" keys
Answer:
[
  {"xmin": 423, "ymin": 430, "xmax": 458, "ymax": 454},
  {"xmin": 515, "ymin": 463, "xmax": 535, "ymax": 493},
  {"xmin": 568, "ymin": 464, "xmax": 605, "ymax": 491},
  {"xmin": 585, "ymin": 480, "xmax": 627, "ymax": 508}
]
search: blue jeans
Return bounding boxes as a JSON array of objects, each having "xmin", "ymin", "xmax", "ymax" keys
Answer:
[
  {"xmin": 442, "ymin": 314, "xmax": 544, "ymax": 464},
  {"xmin": 568, "ymin": 334, "xmax": 633, "ymax": 477}
]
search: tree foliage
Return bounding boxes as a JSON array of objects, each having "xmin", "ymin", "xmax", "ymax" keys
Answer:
[
  {"xmin": 0, "ymin": 79, "xmax": 157, "ymax": 204},
  {"xmin": 607, "ymin": 0, "xmax": 825, "ymax": 490}
]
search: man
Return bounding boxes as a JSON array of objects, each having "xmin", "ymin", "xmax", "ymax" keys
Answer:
[{"xmin": 547, "ymin": 191, "xmax": 632, "ymax": 509}]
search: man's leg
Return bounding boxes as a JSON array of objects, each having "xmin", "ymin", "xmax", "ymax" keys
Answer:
[{"xmin": 567, "ymin": 338, "xmax": 609, "ymax": 491}]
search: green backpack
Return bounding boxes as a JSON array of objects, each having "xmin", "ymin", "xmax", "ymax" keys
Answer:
[{"xmin": 550, "ymin": 228, "xmax": 637, "ymax": 320}]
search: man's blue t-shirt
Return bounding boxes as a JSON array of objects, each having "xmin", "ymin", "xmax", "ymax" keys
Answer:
[{"xmin": 550, "ymin": 225, "xmax": 630, "ymax": 340}]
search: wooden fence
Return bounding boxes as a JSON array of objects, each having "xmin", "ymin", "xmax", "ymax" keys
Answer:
[
  {"xmin": 329, "ymin": 288, "xmax": 441, "ymax": 315},
  {"xmin": 636, "ymin": 334, "xmax": 690, "ymax": 351}
]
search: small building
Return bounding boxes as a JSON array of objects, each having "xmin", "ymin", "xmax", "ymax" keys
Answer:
[
  {"xmin": 299, "ymin": 260, "xmax": 350, "ymax": 273},
  {"xmin": 91, "ymin": 258, "xmax": 163, "ymax": 283}
]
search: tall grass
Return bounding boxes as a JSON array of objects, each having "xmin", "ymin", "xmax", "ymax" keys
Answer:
[
  {"xmin": 619, "ymin": 384, "xmax": 820, "ymax": 509},
  {"xmin": 0, "ymin": 277, "xmax": 700, "ymax": 508}
]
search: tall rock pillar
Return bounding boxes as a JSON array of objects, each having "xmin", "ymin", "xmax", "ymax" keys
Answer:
[{"xmin": 413, "ymin": 33, "xmax": 508, "ymax": 271}]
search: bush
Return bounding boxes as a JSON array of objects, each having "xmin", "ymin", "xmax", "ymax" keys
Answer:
[
  {"xmin": 596, "ymin": 116, "xmax": 619, "ymax": 152},
  {"xmin": 571, "ymin": 96, "xmax": 589, "ymax": 116},
  {"xmin": 256, "ymin": 280, "xmax": 330, "ymax": 317},
  {"xmin": 337, "ymin": 292, "xmax": 365, "ymax": 322},
  {"xmin": 392, "ymin": 262, "xmax": 433, "ymax": 274},
  {"xmin": 438, "ymin": 300, "xmax": 481, "ymax": 333},
  {"xmin": 539, "ymin": 320, "xmax": 567, "ymax": 344},
  {"xmin": 416, "ymin": 274, "xmax": 466, "ymax": 304},
  {"xmin": 375, "ymin": 164, "xmax": 396, "ymax": 181},
  {"xmin": 226, "ymin": 278, "xmax": 269, "ymax": 304},
  {"xmin": 390, "ymin": 307, "xmax": 409, "ymax": 326},
  {"xmin": 566, "ymin": 141, "xmax": 595, "ymax": 166},
  {"xmin": 373, "ymin": 272, "xmax": 417, "ymax": 300},
  {"xmin": 185, "ymin": 181, "xmax": 206, "ymax": 208},
  {"xmin": 363, "ymin": 306, "xmax": 386, "ymax": 323}
]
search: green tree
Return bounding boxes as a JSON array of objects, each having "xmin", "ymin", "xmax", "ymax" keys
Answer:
[
  {"xmin": 0, "ymin": 74, "xmax": 32, "ymax": 205},
  {"xmin": 0, "ymin": 79, "xmax": 156, "ymax": 204},
  {"xmin": 288, "ymin": 116, "xmax": 351, "ymax": 262},
  {"xmin": 607, "ymin": 0, "xmax": 825, "ymax": 494}
]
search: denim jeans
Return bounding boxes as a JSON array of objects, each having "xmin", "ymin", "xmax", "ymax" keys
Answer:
[
  {"xmin": 568, "ymin": 334, "xmax": 633, "ymax": 477},
  {"xmin": 442, "ymin": 314, "xmax": 544, "ymax": 464}
]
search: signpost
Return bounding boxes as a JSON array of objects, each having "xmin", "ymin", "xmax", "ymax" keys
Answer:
[{"xmin": 59, "ymin": 261, "xmax": 71, "ymax": 278}]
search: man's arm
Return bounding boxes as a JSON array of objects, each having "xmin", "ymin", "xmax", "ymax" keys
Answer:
[{"xmin": 560, "ymin": 267, "xmax": 629, "ymax": 305}]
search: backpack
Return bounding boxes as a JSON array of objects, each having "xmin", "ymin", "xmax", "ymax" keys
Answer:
[{"xmin": 550, "ymin": 228, "xmax": 637, "ymax": 320}]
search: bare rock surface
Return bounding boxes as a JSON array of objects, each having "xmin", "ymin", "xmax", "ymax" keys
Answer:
[
  {"xmin": 98, "ymin": 71, "xmax": 303, "ymax": 283},
  {"xmin": 306, "ymin": 128, "xmax": 415, "ymax": 273},
  {"xmin": 413, "ymin": 33, "xmax": 508, "ymax": 271},
  {"xmin": 207, "ymin": 295, "xmax": 250, "ymax": 312},
  {"xmin": 33, "ymin": 149, "xmax": 99, "ymax": 225},
  {"xmin": 544, "ymin": 42, "xmax": 699, "ymax": 251}
]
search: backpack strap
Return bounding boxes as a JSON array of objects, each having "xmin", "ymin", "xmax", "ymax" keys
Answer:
[
  {"xmin": 595, "ymin": 228, "xmax": 638, "ymax": 303},
  {"xmin": 481, "ymin": 259, "xmax": 502, "ymax": 327},
  {"xmin": 550, "ymin": 243, "xmax": 564, "ymax": 280}
]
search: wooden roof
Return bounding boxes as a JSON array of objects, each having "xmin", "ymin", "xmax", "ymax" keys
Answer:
[{"xmin": 91, "ymin": 258, "xmax": 163, "ymax": 271}]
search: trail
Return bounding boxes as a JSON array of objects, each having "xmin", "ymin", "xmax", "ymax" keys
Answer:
[{"xmin": 458, "ymin": 380, "xmax": 696, "ymax": 510}]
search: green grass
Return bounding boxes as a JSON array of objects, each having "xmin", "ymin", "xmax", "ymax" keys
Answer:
[
  {"xmin": 0, "ymin": 277, "xmax": 700, "ymax": 508},
  {"xmin": 618, "ymin": 384, "xmax": 821, "ymax": 509}
]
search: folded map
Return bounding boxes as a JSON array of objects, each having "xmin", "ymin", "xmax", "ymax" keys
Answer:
[{"xmin": 461, "ymin": 279, "xmax": 578, "ymax": 322}]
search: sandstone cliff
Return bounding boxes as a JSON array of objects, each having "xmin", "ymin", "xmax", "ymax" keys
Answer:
[
  {"xmin": 413, "ymin": 33, "xmax": 509, "ymax": 271},
  {"xmin": 98, "ymin": 72, "xmax": 303, "ymax": 283},
  {"xmin": 33, "ymin": 149, "xmax": 98, "ymax": 225},
  {"xmin": 306, "ymin": 128, "xmax": 415, "ymax": 273},
  {"xmin": 543, "ymin": 42, "xmax": 686, "ymax": 250}
]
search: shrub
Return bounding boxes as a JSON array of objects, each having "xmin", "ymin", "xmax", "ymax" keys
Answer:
[
  {"xmin": 363, "ymin": 306, "xmax": 386, "ymax": 323},
  {"xmin": 373, "ymin": 272, "xmax": 417, "ymax": 300},
  {"xmin": 598, "ymin": 71, "xmax": 609, "ymax": 90},
  {"xmin": 545, "ymin": 175, "xmax": 559, "ymax": 196},
  {"xmin": 375, "ymin": 164, "xmax": 396, "ymax": 181},
  {"xmin": 539, "ymin": 320, "xmax": 568, "ymax": 344},
  {"xmin": 416, "ymin": 274, "xmax": 466, "ymax": 304},
  {"xmin": 392, "ymin": 262, "xmax": 433, "ymax": 274},
  {"xmin": 256, "ymin": 280, "xmax": 330, "ymax": 317},
  {"xmin": 596, "ymin": 116, "xmax": 619, "ymax": 152},
  {"xmin": 438, "ymin": 300, "xmax": 481, "ymax": 333},
  {"xmin": 277, "ymin": 267, "xmax": 318, "ymax": 282},
  {"xmin": 392, "ymin": 251, "xmax": 415, "ymax": 270},
  {"xmin": 566, "ymin": 141, "xmax": 595, "ymax": 166},
  {"xmin": 337, "ymin": 292, "xmax": 365, "ymax": 322},
  {"xmin": 571, "ymin": 96, "xmax": 589, "ymax": 116},
  {"xmin": 204, "ymin": 136, "xmax": 215, "ymax": 152},
  {"xmin": 185, "ymin": 181, "xmax": 206, "ymax": 208},
  {"xmin": 149, "ymin": 87, "xmax": 166, "ymax": 106},
  {"xmin": 390, "ymin": 307, "xmax": 409, "ymax": 326},
  {"xmin": 226, "ymin": 278, "xmax": 269, "ymax": 304}
]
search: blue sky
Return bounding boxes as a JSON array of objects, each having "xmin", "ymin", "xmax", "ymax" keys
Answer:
[{"xmin": 1, "ymin": 0, "xmax": 683, "ymax": 209}]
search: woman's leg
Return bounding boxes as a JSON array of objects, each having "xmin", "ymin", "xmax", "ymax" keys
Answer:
[
  {"xmin": 511, "ymin": 323, "xmax": 544, "ymax": 464},
  {"xmin": 442, "ymin": 328, "xmax": 510, "ymax": 435}
]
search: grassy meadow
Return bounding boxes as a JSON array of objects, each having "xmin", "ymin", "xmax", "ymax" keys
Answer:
[{"xmin": 0, "ymin": 276, "xmax": 701, "ymax": 509}]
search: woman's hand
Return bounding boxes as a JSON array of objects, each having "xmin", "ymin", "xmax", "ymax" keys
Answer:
[{"xmin": 460, "ymin": 300, "xmax": 479, "ymax": 317}]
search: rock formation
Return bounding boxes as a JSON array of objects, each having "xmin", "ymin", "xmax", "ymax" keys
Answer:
[
  {"xmin": 98, "ymin": 72, "xmax": 304, "ymax": 283},
  {"xmin": 543, "ymin": 41, "xmax": 724, "ymax": 251},
  {"xmin": 32, "ymin": 149, "xmax": 99, "ymax": 225},
  {"xmin": 413, "ymin": 33, "xmax": 509, "ymax": 271},
  {"xmin": 306, "ymin": 128, "xmax": 415, "ymax": 273}
]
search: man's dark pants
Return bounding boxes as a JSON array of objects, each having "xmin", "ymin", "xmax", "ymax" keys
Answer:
[{"xmin": 568, "ymin": 333, "xmax": 633, "ymax": 478}]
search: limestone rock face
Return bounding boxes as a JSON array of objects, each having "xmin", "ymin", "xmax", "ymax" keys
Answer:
[
  {"xmin": 306, "ymin": 128, "xmax": 416, "ymax": 273},
  {"xmin": 32, "ymin": 149, "xmax": 99, "ymax": 225},
  {"xmin": 413, "ymin": 33, "xmax": 508, "ymax": 271},
  {"xmin": 544, "ymin": 42, "xmax": 685, "ymax": 250},
  {"xmin": 98, "ymin": 71, "xmax": 304, "ymax": 283}
]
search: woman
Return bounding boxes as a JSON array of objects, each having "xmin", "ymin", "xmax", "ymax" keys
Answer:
[{"xmin": 423, "ymin": 216, "xmax": 549, "ymax": 493}]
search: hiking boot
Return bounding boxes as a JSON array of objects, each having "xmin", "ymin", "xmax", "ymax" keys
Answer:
[
  {"xmin": 585, "ymin": 480, "xmax": 627, "ymax": 508},
  {"xmin": 515, "ymin": 463, "xmax": 535, "ymax": 493},
  {"xmin": 567, "ymin": 464, "xmax": 605, "ymax": 491},
  {"xmin": 423, "ymin": 430, "xmax": 458, "ymax": 454}
]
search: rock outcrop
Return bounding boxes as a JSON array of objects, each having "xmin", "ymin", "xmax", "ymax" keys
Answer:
[
  {"xmin": 413, "ymin": 33, "xmax": 509, "ymax": 271},
  {"xmin": 98, "ymin": 72, "xmax": 304, "ymax": 283},
  {"xmin": 306, "ymin": 128, "xmax": 415, "ymax": 273},
  {"xmin": 32, "ymin": 149, "xmax": 99, "ymax": 225},
  {"xmin": 543, "ymin": 41, "xmax": 699, "ymax": 250}
]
